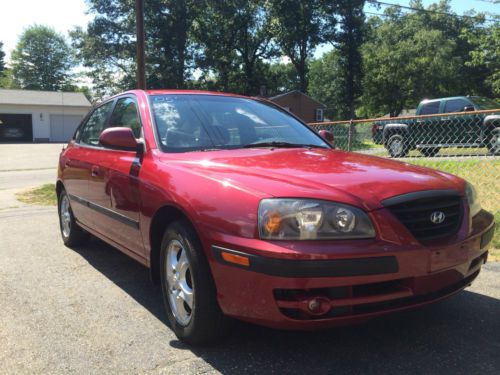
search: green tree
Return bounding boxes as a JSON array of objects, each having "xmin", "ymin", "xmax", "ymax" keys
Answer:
[
  {"xmin": 269, "ymin": 0, "xmax": 326, "ymax": 93},
  {"xmin": 192, "ymin": 0, "xmax": 277, "ymax": 95},
  {"xmin": 11, "ymin": 25, "xmax": 76, "ymax": 90},
  {"xmin": 0, "ymin": 41, "xmax": 5, "ymax": 76},
  {"xmin": 263, "ymin": 62, "xmax": 301, "ymax": 95},
  {"xmin": 359, "ymin": 1, "xmax": 487, "ymax": 117},
  {"xmin": 464, "ymin": 24, "xmax": 500, "ymax": 97},
  {"xmin": 73, "ymin": 0, "xmax": 199, "ymax": 97},
  {"xmin": 330, "ymin": 0, "xmax": 365, "ymax": 119},
  {"xmin": 0, "ymin": 69, "xmax": 15, "ymax": 88},
  {"xmin": 309, "ymin": 50, "xmax": 343, "ymax": 120}
]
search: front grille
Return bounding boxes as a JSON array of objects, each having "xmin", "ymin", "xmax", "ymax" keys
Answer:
[{"xmin": 385, "ymin": 193, "xmax": 463, "ymax": 241}]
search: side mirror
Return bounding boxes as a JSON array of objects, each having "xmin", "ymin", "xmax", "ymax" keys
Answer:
[
  {"xmin": 319, "ymin": 129, "xmax": 335, "ymax": 146},
  {"xmin": 463, "ymin": 105, "xmax": 475, "ymax": 112},
  {"xmin": 99, "ymin": 127, "xmax": 139, "ymax": 151}
]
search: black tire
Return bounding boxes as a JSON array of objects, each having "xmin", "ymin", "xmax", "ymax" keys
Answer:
[
  {"xmin": 386, "ymin": 134, "xmax": 409, "ymax": 158},
  {"xmin": 160, "ymin": 219, "xmax": 231, "ymax": 345},
  {"xmin": 419, "ymin": 147, "xmax": 440, "ymax": 157},
  {"xmin": 58, "ymin": 189, "xmax": 90, "ymax": 247},
  {"xmin": 487, "ymin": 128, "xmax": 500, "ymax": 155}
]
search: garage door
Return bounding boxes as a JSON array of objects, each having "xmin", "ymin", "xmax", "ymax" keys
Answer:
[
  {"xmin": 50, "ymin": 115, "xmax": 84, "ymax": 142},
  {"xmin": 0, "ymin": 113, "xmax": 33, "ymax": 142}
]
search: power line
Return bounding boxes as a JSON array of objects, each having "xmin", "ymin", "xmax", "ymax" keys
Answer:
[{"xmin": 367, "ymin": 0, "xmax": 498, "ymax": 22}]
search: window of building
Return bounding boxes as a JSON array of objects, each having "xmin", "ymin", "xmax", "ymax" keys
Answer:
[{"xmin": 315, "ymin": 108, "xmax": 324, "ymax": 122}]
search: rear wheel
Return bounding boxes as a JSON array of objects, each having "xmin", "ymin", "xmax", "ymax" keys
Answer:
[
  {"xmin": 487, "ymin": 128, "xmax": 500, "ymax": 155},
  {"xmin": 160, "ymin": 219, "xmax": 231, "ymax": 345},
  {"xmin": 386, "ymin": 134, "xmax": 409, "ymax": 158},
  {"xmin": 58, "ymin": 189, "xmax": 90, "ymax": 247},
  {"xmin": 419, "ymin": 147, "xmax": 440, "ymax": 157}
]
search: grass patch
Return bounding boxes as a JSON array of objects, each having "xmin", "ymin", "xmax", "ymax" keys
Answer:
[
  {"xmin": 16, "ymin": 183, "xmax": 57, "ymax": 206},
  {"xmin": 405, "ymin": 159, "xmax": 499, "ymax": 212},
  {"xmin": 352, "ymin": 140, "xmax": 384, "ymax": 150}
]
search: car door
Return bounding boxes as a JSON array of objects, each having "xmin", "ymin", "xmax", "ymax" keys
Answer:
[
  {"xmin": 62, "ymin": 101, "xmax": 114, "ymax": 228},
  {"xmin": 415, "ymin": 101, "xmax": 440, "ymax": 146},
  {"xmin": 86, "ymin": 96, "xmax": 145, "ymax": 255},
  {"xmin": 442, "ymin": 98, "xmax": 481, "ymax": 145}
]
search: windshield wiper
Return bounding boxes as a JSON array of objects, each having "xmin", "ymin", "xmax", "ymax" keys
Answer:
[{"xmin": 243, "ymin": 141, "xmax": 328, "ymax": 149}]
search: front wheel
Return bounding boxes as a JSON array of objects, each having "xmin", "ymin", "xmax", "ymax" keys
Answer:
[
  {"xmin": 386, "ymin": 134, "xmax": 409, "ymax": 158},
  {"xmin": 160, "ymin": 219, "xmax": 231, "ymax": 345},
  {"xmin": 487, "ymin": 128, "xmax": 500, "ymax": 155},
  {"xmin": 58, "ymin": 189, "xmax": 90, "ymax": 247}
]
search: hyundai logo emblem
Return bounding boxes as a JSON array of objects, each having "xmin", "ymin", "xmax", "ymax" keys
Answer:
[{"xmin": 430, "ymin": 211, "xmax": 446, "ymax": 224}]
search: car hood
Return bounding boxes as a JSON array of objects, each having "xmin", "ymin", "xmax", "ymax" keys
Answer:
[{"xmin": 159, "ymin": 148, "xmax": 464, "ymax": 211}]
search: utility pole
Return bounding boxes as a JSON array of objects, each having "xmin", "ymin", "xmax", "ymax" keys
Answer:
[{"xmin": 135, "ymin": 0, "xmax": 146, "ymax": 89}]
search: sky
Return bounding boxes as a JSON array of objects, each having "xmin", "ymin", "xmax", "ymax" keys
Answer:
[{"xmin": 0, "ymin": 0, "xmax": 498, "ymax": 63}]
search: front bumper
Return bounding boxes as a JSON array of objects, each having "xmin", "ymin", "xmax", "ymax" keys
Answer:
[{"xmin": 207, "ymin": 210, "xmax": 495, "ymax": 330}]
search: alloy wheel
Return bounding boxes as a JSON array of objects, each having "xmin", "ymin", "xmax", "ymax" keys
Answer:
[
  {"xmin": 390, "ymin": 139, "xmax": 404, "ymax": 155},
  {"xmin": 490, "ymin": 131, "xmax": 500, "ymax": 154},
  {"xmin": 60, "ymin": 194, "xmax": 72, "ymax": 238},
  {"xmin": 165, "ymin": 239, "xmax": 194, "ymax": 326}
]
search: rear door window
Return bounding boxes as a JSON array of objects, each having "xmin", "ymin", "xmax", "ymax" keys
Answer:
[
  {"xmin": 444, "ymin": 99, "xmax": 472, "ymax": 113},
  {"xmin": 77, "ymin": 101, "xmax": 114, "ymax": 146},
  {"xmin": 419, "ymin": 101, "xmax": 440, "ymax": 115}
]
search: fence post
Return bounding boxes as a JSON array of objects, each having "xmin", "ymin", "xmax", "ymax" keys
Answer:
[{"xmin": 347, "ymin": 119, "xmax": 354, "ymax": 152}]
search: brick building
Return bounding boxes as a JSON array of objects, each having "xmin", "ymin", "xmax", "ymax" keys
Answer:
[{"xmin": 269, "ymin": 90, "xmax": 325, "ymax": 123}]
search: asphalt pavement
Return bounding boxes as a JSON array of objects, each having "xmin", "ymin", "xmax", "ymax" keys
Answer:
[{"xmin": 0, "ymin": 143, "xmax": 499, "ymax": 374}]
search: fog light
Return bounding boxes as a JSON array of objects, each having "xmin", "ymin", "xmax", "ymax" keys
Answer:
[{"xmin": 308, "ymin": 298, "xmax": 322, "ymax": 313}]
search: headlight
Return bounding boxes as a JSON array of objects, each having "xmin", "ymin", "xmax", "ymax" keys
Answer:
[
  {"xmin": 465, "ymin": 182, "xmax": 481, "ymax": 217},
  {"xmin": 258, "ymin": 199, "xmax": 376, "ymax": 240}
]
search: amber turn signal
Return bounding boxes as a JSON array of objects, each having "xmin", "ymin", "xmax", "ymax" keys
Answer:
[
  {"xmin": 221, "ymin": 251, "xmax": 250, "ymax": 267},
  {"xmin": 263, "ymin": 211, "xmax": 282, "ymax": 234}
]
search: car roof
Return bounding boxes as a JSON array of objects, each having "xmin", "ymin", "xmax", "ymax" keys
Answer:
[
  {"xmin": 420, "ymin": 96, "xmax": 470, "ymax": 104},
  {"xmin": 114, "ymin": 89, "xmax": 250, "ymax": 100}
]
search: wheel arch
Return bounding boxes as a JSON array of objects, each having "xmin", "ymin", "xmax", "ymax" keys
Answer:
[
  {"xmin": 149, "ymin": 204, "xmax": 200, "ymax": 284},
  {"xmin": 55, "ymin": 180, "xmax": 65, "ymax": 198},
  {"xmin": 382, "ymin": 123, "xmax": 409, "ymax": 143},
  {"xmin": 484, "ymin": 114, "xmax": 500, "ymax": 129}
]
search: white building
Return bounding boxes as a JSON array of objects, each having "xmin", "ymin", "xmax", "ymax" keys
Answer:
[{"xmin": 0, "ymin": 89, "xmax": 92, "ymax": 142}]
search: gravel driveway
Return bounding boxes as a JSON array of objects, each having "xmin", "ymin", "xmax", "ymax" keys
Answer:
[{"xmin": 0, "ymin": 144, "xmax": 499, "ymax": 374}]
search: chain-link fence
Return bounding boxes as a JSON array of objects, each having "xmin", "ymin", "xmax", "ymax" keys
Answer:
[{"xmin": 309, "ymin": 109, "xmax": 500, "ymax": 241}]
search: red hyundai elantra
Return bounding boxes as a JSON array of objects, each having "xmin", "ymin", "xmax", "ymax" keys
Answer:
[{"xmin": 57, "ymin": 90, "xmax": 495, "ymax": 344}]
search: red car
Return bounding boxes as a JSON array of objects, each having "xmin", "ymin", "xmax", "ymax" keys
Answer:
[{"xmin": 57, "ymin": 90, "xmax": 495, "ymax": 345}]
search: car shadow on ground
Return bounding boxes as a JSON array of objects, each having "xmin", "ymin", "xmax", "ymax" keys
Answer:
[{"xmin": 74, "ymin": 237, "xmax": 500, "ymax": 375}]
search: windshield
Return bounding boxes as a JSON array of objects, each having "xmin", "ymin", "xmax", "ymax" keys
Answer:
[
  {"xmin": 149, "ymin": 94, "xmax": 329, "ymax": 152},
  {"xmin": 471, "ymin": 97, "xmax": 500, "ymax": 110}
]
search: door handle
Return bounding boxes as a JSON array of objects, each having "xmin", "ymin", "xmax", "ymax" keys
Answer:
[{"xmin": 91, "ymin": 166, "xmax": 100, "ymax": 177}]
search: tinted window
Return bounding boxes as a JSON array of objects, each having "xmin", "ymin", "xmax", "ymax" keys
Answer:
[
  {"xmin": 444, "ymin": 99, "xmax": 471, "ymax": 113},
  {"xmin": 109, "ymin": 97, "xmax": 142, "ymax": 138},
  {"xmin": 78, "ymin": 101, "xmax": 114, "ymax": 146},
  {"xmin": 419, "ymin": 101, "xmax": 440, "ymax": 115},
  {"xmin": 150, "ymin": 95, "xmax": 328, "ymax": 152}
]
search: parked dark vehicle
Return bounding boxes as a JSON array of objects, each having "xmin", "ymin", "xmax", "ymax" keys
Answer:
[{"xmin": 372, "ymin": 96, "xmax": 500, "ymax": 157}]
